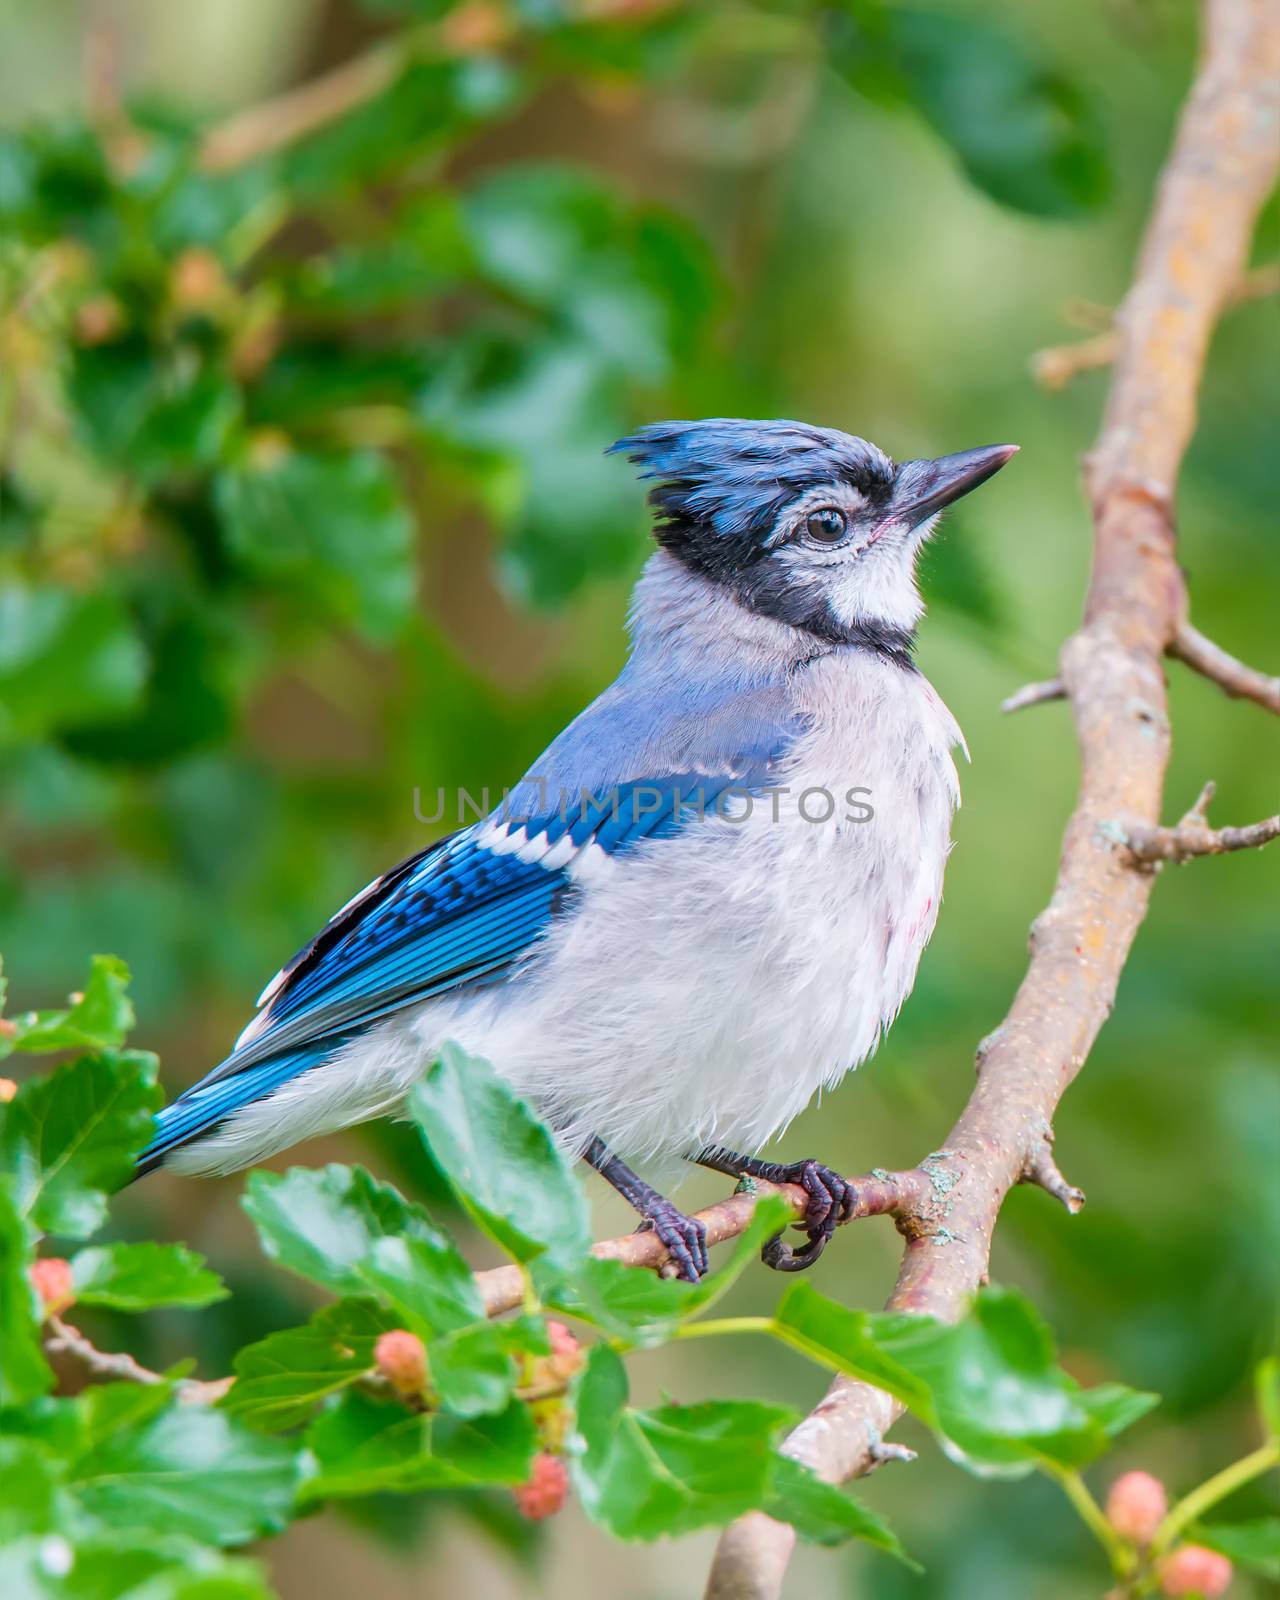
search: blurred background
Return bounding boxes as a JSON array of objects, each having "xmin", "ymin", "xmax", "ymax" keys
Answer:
[{"xmin": 1, "ymin": 0, "xmax": 1276, "ymax": 1594}]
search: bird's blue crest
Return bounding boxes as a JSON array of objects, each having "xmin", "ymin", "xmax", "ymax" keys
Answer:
[{"xmin": 608, "ymin": 418, "xmax": 895, "ymax": 579}]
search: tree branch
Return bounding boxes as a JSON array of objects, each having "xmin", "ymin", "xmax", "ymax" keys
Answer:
[
  {"xmin": 1031, "ymin": 259, "xmax": 1279, "ymax": 390},
  {"xmin": 1002, "ymin": 677, "xmax": 1067, "ymax": 715},
  {"xmin": 1122, "ymin": 780, "xmax": 1280, "ymax": 864},
  {"xmin": 474, "ymin": 1168, "xmax": 929, "ymax": 1317},
  {"xmin": 43, "ymin": 1314, "xmax": 235, "ymax": 1403},
  {"xmin": 705, "ymin": 3, "xmax": 1280, "ymax": 1593},
  {"xmin": 199, "ymin": 34, "xmax": 414, "ymax": 173},
  {"xmin": 1169, "ymin": 621, "xmax": 1280, "ymax": 714}
]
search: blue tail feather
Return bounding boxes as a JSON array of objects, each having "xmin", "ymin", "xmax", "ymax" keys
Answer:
[{"xmin": 134, "ymin": 1042, "xmax": 341, "ymax": 1177}]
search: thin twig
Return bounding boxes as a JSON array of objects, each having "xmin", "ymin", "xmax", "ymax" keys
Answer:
[
  {"xmin": 1020, "ymin": 1135, "xmax": 1086, "ymax": 1214},
  {"xmin": 197, "ymin": 0, "xmax": 670, "ymax": 174},
  {"xmin": 866, "ymin": 1434, "xmax": 918, "ymax": 1470},
  {"xmin": 1032, "ymin": 328, "xmax": 1120, "ymax": 390},
  {"xmin": 1170, "ymin": 621, "xmax": 1280, "ymax": 714},
  {"xmin": 706, "ymin": 3, "xmax": 1280, "ymax": 1593},
  {"xmin": 45, "ymin": 1316, "xmax": 167, "ymax": 1386},
  {"xmin": 199, "ymin": 36, "xmax": 411, "ymax": 173},
  {"xmin": 1147, "ymin": 1440, "xmax": 1280, "ymax": 1558},
  {"xmin": 1002, "ymin": 677, "xmax": 1067, "ymax": 714},
  {"xmin": 1032, "ymin": 259, "xmax": 1280, "ymax": 390},
  {"xmin": 1124, "ymin": 780, "xmax": 1280, "ymax": 863}
]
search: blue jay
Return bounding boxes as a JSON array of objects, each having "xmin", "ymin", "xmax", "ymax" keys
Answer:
[{"xmin": 139, "ymin": 420, "xmax": 1016, "ymax": 1280}]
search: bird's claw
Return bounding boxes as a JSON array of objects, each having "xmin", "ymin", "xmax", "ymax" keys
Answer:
[
  {"xmin": 637, "ymin": 1199, "xmax": 709, "ymax": 1282},
  {"xmin": 761, "ymin": 1158, "xmax": 856, "ymax": 1274}
]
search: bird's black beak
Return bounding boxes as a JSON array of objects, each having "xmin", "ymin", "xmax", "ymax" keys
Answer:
[{"xmin": 885, "ymin": 444, "xmax": 1019, "ymax": 532}]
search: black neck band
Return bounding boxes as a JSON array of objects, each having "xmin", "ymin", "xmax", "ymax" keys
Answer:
[{"xmin": 733, "ymin": 574, "xmax": 917, "ymax": 668}]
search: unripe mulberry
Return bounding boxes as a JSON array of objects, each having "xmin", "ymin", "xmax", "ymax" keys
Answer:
[
  {"xmin": 1105, "ymin": 1470, "xmax": 1167, "ymax": 1545},
  {"xmin": 1158, "ymin": 1545, "xmax": 1232, "ymax": 1597},
  {"xmin": 30, "ymin": 1257, "xmax": 75, "ymax": 1315},
  {"xmin": 374, "ymin": 1329, "xmax": 428, "ymax": 1399}
]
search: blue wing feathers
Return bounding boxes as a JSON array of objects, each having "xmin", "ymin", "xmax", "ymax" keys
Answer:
[{"xmin": 139, "ymin": 697, "xmax": 803, "ymax": 1169}]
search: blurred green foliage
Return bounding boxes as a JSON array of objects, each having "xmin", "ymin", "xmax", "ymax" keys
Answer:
[{"xmin": 0, "ymin": 0, "xmax": 1276, "ymax": 1595}]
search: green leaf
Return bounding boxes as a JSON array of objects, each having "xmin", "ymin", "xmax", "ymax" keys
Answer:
[
  {"xmin": 0, "ymin": 1437, "xmax": 64, "ymax": 1539},
  {"xmin": 418, "ymin": 331, "xmax": 643, "ymax": 605},
  {"xmin": 241, "ymin": 1164, "xmax": 442, "ymax": 1297},
  {"xmin": 546, "ymin": 1194, "xmax": 795, "ymax": 1342},
  {"xmin": 0, "ymin": 583, "xmax": 146, "ymax": 743},
  {"xmin": 0, "ymin": 1050, "xmax": 161, "ymax": 1239},
  {"xmin": 0, "ymin": 1181, "xmax": 53, "ymax": 1405},
  {"xmin": 68, "ymin": 341, "xmax": 241, "ymax": 484},
  {"xmin": 247, "ymin": 340, "xmax": 430, "ymax": 427},
  {"xmin": 766, "ymin": 1455, "xmax": 913, "ymax": 1561},
  {"xmin": 69, "ymin": 1242, "xmax": 226, "ymax": 1311},
  {"xmin": 408, "ymin": 1042, "xmax": 591, "ymax": 1271},
  {"xmin": 357, "ymin": 1231, "xmax": 487, "ymax": 1336},
  {"xmin": 571, "ymin": 1345, "xmax": 902, "ymax": 1550},
  {"xmin": 0, "ymin": 123, "xmax": 115, "ymax": 250},
  {"xmin": 149, "ymin": 161, "xmax": 277, "ymax": 255},
  {"xmin": 223, "ymin": 1298, "xmax": 396, "ymax": 1433},
  {"xmin": 462, "ymin": 164, "xmax": 714, "ymax": 382},
  {"xmin": 0, "ymin": 130, "xmax": 37, "ymax": 222},
  {"xmin": 573, "ymin": 1345, "xmax": 789, "ymax": 1538},
  {"xmin": 0, "ymin": 1532, "xmax": 275, "ymax": 1599},
  {"xmin": 1074, "ymin": 1383, "xmax": 1160, "ymax": 1441},
  {"xmin": 300, "ymin": 1390, "xmax": 536, "ymax": 1501},
  {"xmin": 287, "ymin": 192, "xmax": 467, "ymax": 314},
  {"xmin": 215, "ymin": 451, "xmax": 415, "ymax": 641},
  {"xmin": 832, "ymin": 4, "xmax": 1110, "ymax": 218},
  {"xmin": 62, "ymin": 607, "xmax": 237, "ymax": 768},
  {"xmin": 770, "ymin": 1284, "xmax": 935, "ymax": 1413},
  {"xmin": 282, "ymin": 59, "xmax": 522, "ymax": 195},
  {"xmin": 2, "ymin": 955, "xmax": 135, "ymax": 1059},
  {"xmin": 427, "ymin": 1321, "xmax": 519, "ymax": 1419},
  {"xmin": 1256, "ymin": 1356, "xmax": 1280, "ymax": 1440},
  {"xmin": 67, "ymin": 1384, "xmax": 299, "ymax": 1547},
  {"xmin": 773, "ymin": 1282, "xmax": 1156, "ymax": 1473},
  {"xmin": 1197, "ymin": 1518, "xmax": 1280, "ymax": 1581},
  {"xmin": 355, "ymin": 0, "xmax": 455, "ymax": 16}
]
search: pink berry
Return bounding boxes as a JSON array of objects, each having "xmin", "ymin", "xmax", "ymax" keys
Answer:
[
  {"xmin": 0, "ymin": 1077, "xmax": 17, "ymax": 1101},
  {"xmin": 545, "ymin": 1319, "xmax": 583, "ymax": 1380},
  {"xmin": 1158, "ymin": 1544, "xmax": 1233, "ymax": 1597},
  {"xmin": 513, "ymin": 1452, "xmax": 570, "ymax": 1520},
  {"xmin": 29, "ymin": 1258, "xmax": 75, "ymax": 1315},
  {"xmin": 374, "ymin": 1329, "xmax": 427, "ymax": 1398},
  {"xmin": 1105, "ymin": 1470, "xmax": 1168, "ymax": 1545}
]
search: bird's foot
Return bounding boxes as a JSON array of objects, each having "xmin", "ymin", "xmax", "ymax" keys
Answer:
[
  {"xmin": 760, "ymin": 1159, "xmax": 856, "ymax": 1273},
  {"xmin": 637, "ymin": 1198, "xmax": 709, "ymax": 1283}
]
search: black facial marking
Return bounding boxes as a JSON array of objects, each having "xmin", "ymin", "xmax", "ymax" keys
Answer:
[{"xmin": 736, "ymin": 565, "xmax": 917, "ymax": 667}]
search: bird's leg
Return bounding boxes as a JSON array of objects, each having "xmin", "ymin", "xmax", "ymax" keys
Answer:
[
  {"xmin": 584, "ymin": 1137, "xmax": 708, "ymax": 1283},
  {"xmin": 696, "ymin": 1146, "xmax": 856, "ymax": 1272}
]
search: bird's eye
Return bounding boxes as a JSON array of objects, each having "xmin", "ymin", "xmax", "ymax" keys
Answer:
[{"xmin": 805, "ymin": 506, "xmax": 847, "ymax": 544}]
